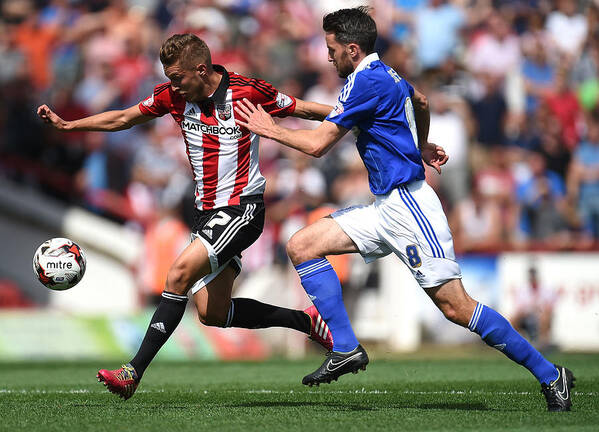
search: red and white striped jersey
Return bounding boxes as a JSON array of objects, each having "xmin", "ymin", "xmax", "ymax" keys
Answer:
[{"xmin": 138, "ymin": 65, "xmax": 296, "ymax": 210}]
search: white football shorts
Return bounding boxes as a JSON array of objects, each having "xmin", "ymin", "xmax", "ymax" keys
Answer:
[{"xmin": 332, "ymin": 180, "xmax": 461, "ymax": 288}]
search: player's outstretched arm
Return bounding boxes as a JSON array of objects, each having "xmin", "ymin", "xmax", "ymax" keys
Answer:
[
  {"xmin": 292, "ymin": 99, "xmax": 333, "ymax": 122},
  {"xmin": 235, "ymin": 98, "xmax": 347, "ymax": 157},
  {"xmin": 37, "ymin": 104, "xmax": 153, "ymax": 132}
]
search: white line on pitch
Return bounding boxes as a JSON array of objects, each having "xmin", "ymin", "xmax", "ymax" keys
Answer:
[{"xmin": 0, "ymin": 389, "xmax": 595, "ymax": 396}]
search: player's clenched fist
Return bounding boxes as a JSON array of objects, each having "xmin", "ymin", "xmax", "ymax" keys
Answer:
[
  {"xmin": 421, "ymin": 142, "xmax": 449, "ymax": 174},
  {"xmin": 37, "ymin": 104, "xmax": 68, "ymax": 130}
]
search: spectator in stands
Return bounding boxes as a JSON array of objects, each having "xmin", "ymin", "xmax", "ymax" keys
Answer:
[
  {"xmin": 515, "ymin": 151, "xmax": 570, "ymax": 247},
  {"xmin": 468, "ymin": 73, "xmax": 508, "ymax": 147},
  {"xmin": 544, "ymin": 67, "xmax": 582, "ymax": 151},
  {"xmin": 427, "ymin": 90, "xmax": 471, "ymax": 207},
  {"xmin": 74, "ymin": 59, "xmax": 121, "ymax": 114},
  {"xmin": 512, "ymin": 265, "xmax": 557, "ymax": 351},
  {"xmin": 450, "ymin": 180, "xmax": 502, "ymax": 253},
  {"xmin": 568, "ymin": 110, "xmax": 599, "ymax": 241},
  {"xmin": 465, "ymin": 11, "xmax": 521, "ymax": 79},
  {"xmin": 527, "ymin": 100, "xmax": 572, "ymax": 180},
  {"xmin": 545, "ymin": 0, "xmax": 588, "ymax": 61},
  {"xmin": 76, "ymin": 132, "xmax": 109, "ymax": 215},
  {"xmin": 521, "ymin": 37, "xmax": 555, "ymax": 115},
  {"xmin": 407, "ymin": 0, "xmax": 465, "ymax": 70},
  {"xmin": 473, "ymin": 146, "xmax": 518, "ymax": 244},
  {"xmin": 0, "ymin": 21, "xmax": 27, "ymax": 85},
  {"xmin": 390, "ymin": 0, "xmax": 426, "ymax": 43},
  {"xmin": 11, "ymin": 0, "xmax": 58, "ymax": 90},
  {"xmin": 570, "ymin": 30, "xmax": 599, "ymax": 87}
]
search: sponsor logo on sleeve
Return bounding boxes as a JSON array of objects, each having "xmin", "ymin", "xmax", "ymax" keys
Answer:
[
  {"xmin": 142, "ymin": 94, "xmax": 155, "ymax": 107},
  {"xmin": 275, "ymin": 92, "xmax": 293, "ymax": 108},
  {"xmin": 329, "ymin": 102, "xmax": 344, "ymax": 118}
]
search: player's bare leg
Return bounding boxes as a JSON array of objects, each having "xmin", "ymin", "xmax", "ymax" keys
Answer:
[
  {"xmin": 425, "ymin": 278, "xmax": 575, "ymax": 411},
  {"xmin": 193, "ymin": 266, "xmax": 236, "ymax": 327},
  {"xmin": 423, "ymin": 278, "xmax": 476, "ymax": 327},
  {"xmin": 288, "ymin": 217, "xmax": 368, "ymax": 385},
  {"xmin": 286, "ymin": 216, "xmax": 359, "ymax": 265}
]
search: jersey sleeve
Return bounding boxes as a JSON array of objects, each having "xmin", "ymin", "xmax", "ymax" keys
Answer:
[
  {"xmin": 249, "ymin": 78, "xmax": 297, "ymax": 117},
  {"xmin": 138, "ymin": 82, "xmax": 172, "ymax": 117},
  {"xmin": 326, "ymin": 73, "xmax": 379, "ymax": 129}
]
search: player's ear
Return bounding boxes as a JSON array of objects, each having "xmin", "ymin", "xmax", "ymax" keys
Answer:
[
  {"xmin": 196, "ymin": 63, "xmax": 208, "ymax": 77},
  {"xmin": 347, "ymin": 43, "xmax": 360, "ymax": 59}
]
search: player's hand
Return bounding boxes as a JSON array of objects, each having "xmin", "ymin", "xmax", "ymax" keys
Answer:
[
  {"xmin": 421, "ymin": 142, "xmax": 449, "ymax": 174},
  {"xmin": 37, "ymin": 104, "xmax": 68, "ymax": 130},
  {"xmin": 234, "ymin": 98, "xmax": 277, "ymax": 138}
]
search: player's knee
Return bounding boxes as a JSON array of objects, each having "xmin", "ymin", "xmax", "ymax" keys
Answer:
[
  {"xmin": 438, "ymin": 302, "xmax": 470, "ymax": 327},
  {"xmin": 440, "ymin": 303, "xmax": 460, "ymax": 324},
  {"xmin": 286, "ymin": 232, "xmax": 312, "ymax": 264},
  {"xmin": 197, "ymin": 309, "xmax": 226, "ymax": 327},
  {"xmin": 165, "ymin": 265, "xmax": 192, "ymax": 295},
  {"xmin": 286, "ymin": 237, "xmax": 300, "ymax": 264}
]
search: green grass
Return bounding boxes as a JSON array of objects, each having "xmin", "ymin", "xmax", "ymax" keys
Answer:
[{"xmin": 1, "ymin": 352, "xmax": 598, "ymax": 431}]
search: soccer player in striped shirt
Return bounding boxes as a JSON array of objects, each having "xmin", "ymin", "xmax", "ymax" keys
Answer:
[
  {"xmin": 236, "ymin": 7, "xmax": 574, "ymax": 411},
  {"xmin": 37, "ymin": 34, "xmax": 334, "ymax": 400}
]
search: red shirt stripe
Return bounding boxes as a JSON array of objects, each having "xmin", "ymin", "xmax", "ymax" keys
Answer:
[{"xmin": 200, "ymin": 103, "xmax": 220, "ymax": 210}]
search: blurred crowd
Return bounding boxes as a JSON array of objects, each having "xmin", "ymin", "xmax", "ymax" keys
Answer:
[{"xmin": 2, "ymin": 0, "xmax": 599, "ymax": 299}]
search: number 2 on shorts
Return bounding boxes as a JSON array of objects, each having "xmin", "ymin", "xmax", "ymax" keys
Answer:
[
  {"xmin": 207, "ymin": 211, "xmax": 232, "ymax": 228},
  {"xmin": 406, "ymin": 244, "xmax": 422, "ymax": 268}
]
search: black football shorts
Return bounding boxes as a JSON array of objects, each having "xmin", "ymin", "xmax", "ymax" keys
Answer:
[{"xmin": 191, "ymin": 194, "xmax": 265, "ymax": 275}]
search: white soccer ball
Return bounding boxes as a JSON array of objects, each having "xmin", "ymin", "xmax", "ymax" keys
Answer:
[{"xmin": 32, "ymin": 238, "xmax": 86, "ymax": 290}]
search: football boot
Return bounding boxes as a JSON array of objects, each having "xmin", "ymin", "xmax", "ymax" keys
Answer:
[
  {"xmin": 304, "ymin": 305, "xmax": 333, "ymax": 351},
  {"xmin": 541, "ymin": 364, "xmax": 575, "ymax": 412},
  {"xmin": 302, "ymin": 344, "xmax": 369, "ymax": 386},
  {"xmin": 97, "ymin": 364, "xmax": 139, "ymax": 400}
]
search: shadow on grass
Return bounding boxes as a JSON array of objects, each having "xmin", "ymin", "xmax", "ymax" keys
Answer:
[
  {"xmin": 415, "ymin": 402, "xmax": 489, "ymax": 411},
  {"xmin": 228, "ymin": 401, "xmax": 490, "ymax": 411},
  {"xmin": 229, "ymin": 401, "xmax": 376, "ymax": 411},
  {"xmin": 226, "ymin": 400, "xmax": 492, "ymax": 412}
]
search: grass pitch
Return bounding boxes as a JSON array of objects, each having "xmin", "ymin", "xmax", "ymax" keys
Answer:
[{"xmin": 1, "ymin": 351, "xmax": 597, "ymax": 431}]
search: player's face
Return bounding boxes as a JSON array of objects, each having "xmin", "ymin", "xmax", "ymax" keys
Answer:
[
  {"xmin": 164, "ymin": 61, "xmax": 205, "ymax": 102},
  {"xmin": 325, "ymin": 33, "xmax": 353, "ymax": 78}
]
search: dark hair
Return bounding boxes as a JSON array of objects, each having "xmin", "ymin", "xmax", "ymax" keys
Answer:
[
  {"xmin": 159, "ymin": 34, "xmax": 212, "ymax": 69},
  {"xmin": 322, "ymin": 6, "xmax": 377, "ymax": 54}
]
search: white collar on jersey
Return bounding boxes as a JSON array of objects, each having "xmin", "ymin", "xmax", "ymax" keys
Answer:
[{"xmin": 353, "ymin": 52, "xmax": 380, "ymax": 74}]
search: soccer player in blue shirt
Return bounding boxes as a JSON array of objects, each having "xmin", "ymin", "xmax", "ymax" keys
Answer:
[{"xmin": 235, "ymin": 7, "xmax": 574, "ymax": 412}]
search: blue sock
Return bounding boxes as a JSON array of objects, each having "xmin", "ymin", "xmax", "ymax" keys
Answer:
[
  {"xmin": 469, "ymin": 303, "xmax": 558, "ymax": 385},
  {"xmin": 295, "ymin": 258, "xmax": 359, "ymax": 352}
]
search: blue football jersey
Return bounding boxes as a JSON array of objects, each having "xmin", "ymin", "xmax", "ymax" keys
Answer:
[{"xmin": 326, "ymin": 53, "xmax": 425, "ymax": 195}]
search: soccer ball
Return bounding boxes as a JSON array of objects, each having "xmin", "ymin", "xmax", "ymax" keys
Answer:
[{"xmin": 32, "ymin": 238, "xmax": 86, "ymax": 290}]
